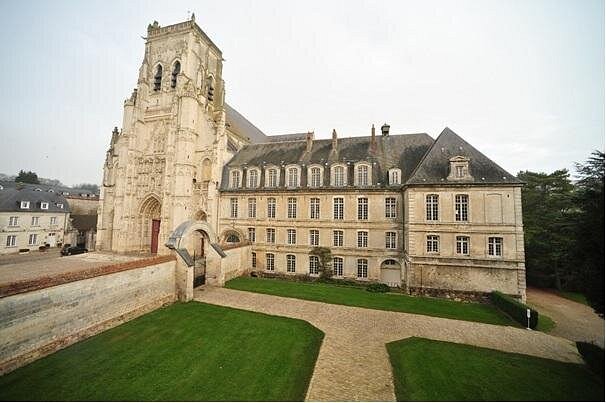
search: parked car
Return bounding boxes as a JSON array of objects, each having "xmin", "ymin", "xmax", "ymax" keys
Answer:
[{"xmin": 60, "ymin": 245, "xmax": 88, "ymax": 256}]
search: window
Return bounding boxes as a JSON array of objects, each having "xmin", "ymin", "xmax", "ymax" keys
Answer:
[
  {"xmin": 386, "ymin": 231, "xmax": 397, "ymax": 249},
  {"xmin": 333, "ymin": 230, "xmax": 343, "ymax": 247},
  {"xmin": 230, "ymin": 170, "xmax": 240, "ymax": 188},
  {"xmin": 248, "ymin": 227, "xmax": 256, "ymax": 243},
  {"xmin": 488, "ymin": 237, "xmax": 503, "ymax": 257},
  {"xmin": 456, "ymin": 166, "xmax": 465, "ymax": 178},
  {"xmin": 286, "ymin": 255, "xmax": 296, "ymax": 273},
  {"xmin": 287, "ymin": 167, "xmax": 299, "ymax": 187},
  {"xmin": 332, "ymin": 165, "xmax": 345, "ymax": 186},
  {"xmin": 50, "ymin": 217, "xmax": 57, "ymax": 225},
  {"xmin": 6, "ymin": 235, "xmax": 16, "ymax": 247},
  {"xmin": 309, "ymin": 167, "xmax": 321, "ymax": 187},
  {"xmin": 28, "ymin": 234, "xmax": 37, "ymax": 246},
  {"xmin": 333, "ymin": 257, "xmax": 343, "ymax": 277},
  {"xmin": 56, "ymin": 203, "xmax": 64, "ymax": 209},
  {"xmin": 20, "ymin": 201, "xmax": 30, "ymax": 209},
  {"xmin": 287, "ymin": 197, "xmax": 297, "ymax": 219},
  {"xmin": 456, "ymin": 236, "xmax": 470, "ymax": 255},
  {"xmin": 153, "ymin": 64, "xmax": 163, "ymax": 91},
  {"xmin": 266, "ymin": 253, "xmax": 275, "ymax": 271},
  {"xmin": 356, "ymin": 164, "xmax": 369, "ymax": 186},
  {"xmin": 171, "ymin": 61, "xmax": 180, "ymax": 89},
  {"xmin": 267, "ymin": 168, "xmax": 278, "ymax": 187},
  {"xmin": 309, "ymin": 255, "xmax": 320, "ymax": 275},
  {"xmin": 310, "ymin": 197, "xmax": 320, "ymax": 219},
  {"xmin": 426, "ymin": 235, "xmax": 439, "ymax": 253},
  {"xmin": 357, "ymin": 197, "xmax": 368, "ymax": 220},
  {"xmin": 357, "ymin": 259, "xmax": 368, "ymax": 278},
  {"xmin": 309, "ymin": 230, "xmax": 319, "ymax": 246},
  {"xmin": 455, "ymin": 194, "xmax": 469, "ymax": 222},
  {"xmin": 267, "ymin": 198, "xmax": 276, "ymax": 219},
  {"xmin": 333, "ymin": 197, "xmax": 344, "ymax": 220},
  {"xmin": 426, "ymin": 194, "xmax": 439, "ymax": 221},
  {"xmin": 248, "ymin": 198, "xmax": 257, "ymax": 218},
  {"xmin": 389, "ymin": 169, "xmax": 401, "ymax": 185},
  {"xmin": 31, "ymin": 216, "xmax": 39, "ymax": 226},
  {"xmin": 252, "ymin": 252, "xmax": 257, "ymax": 268},
  {"xmin": 266, "ymin": 228, "xmax": 276, "ymax": 244},
  {"xmin": 8, "ymin": 216, "xmax": 18, "ymax": 226},
  {"xmin": 40, "ymin": 202, "xmax": 49, "ymax": 210},
  {"xmin": 287, "ymin": 229, "xmax": 297, "ymax": 245},
  {"xmin": 357, "ymin": 231, "xmax": 368, "ymax": 248},
  {"xmin": 226, "ymin": 234, "xmax": 240, "ymax": 243},
  {"xmin": 247, "ymin": 170, "xmax": 259, "ymax": 188},
  {"xmin": 206, "ymin": 76, "xmax": 215, "ymax": 101},
  {"xmin": 230, "ymin": 198, "xmax": 238, "ymax": 218},
  {"xmin": 385, "ymin": 197, "xmax": 397, "ymax": 219}
]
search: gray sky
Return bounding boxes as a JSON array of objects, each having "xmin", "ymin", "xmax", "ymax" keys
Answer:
[{"xmin": 0, "ymin": 0, "xmax": 603, "ymax": 186}]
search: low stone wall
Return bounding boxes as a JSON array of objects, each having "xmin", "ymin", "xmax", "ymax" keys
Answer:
[
  {"xmin": 0, "ymin": 257, "xmax": 177, "ymax": 375},
  {"xmin": 206, "ymin": 244, "xmax": 251, "ymax": 286}
]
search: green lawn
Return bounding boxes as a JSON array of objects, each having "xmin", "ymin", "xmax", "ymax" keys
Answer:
[
  {"xmin": 0, "ymin": 302, "xmax": 324, "ymax": 401},
  {"xmin": 536, "ymin": 313, "xmax": 556, "ymax": 332},
  {"xmin": 226, "ymin": 277, "xmax": 515, "ymax": 326},
  {"xmin": 387, "ymin": 337, "xmax": 604, "ymax": 401}
]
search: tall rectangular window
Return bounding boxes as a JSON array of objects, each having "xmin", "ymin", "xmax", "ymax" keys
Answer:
[
  {"xmin": 357, "ymin": 259, "xmax": 368, "ymax": 278},
  {"xmin": 28, "ymin": 234, "xmax": 37, "ymax": 245},
  {"xmin": 310, "ymin": 197, "xmax": 320, "ymax": 219},
  {"xmin": 456, "ymin": 236, "xmax": 469, "ymax": 255},
  {"xmin": 333, "ymin": 197, "xmax": 344, "ymax": 220},
  {"xmin": 287, "ymin": 197, "xmax": 297, "ymax": 219},
  {"xmin": 6, "ymin": 235, "xmax": 16, "ymax": 247},
  {"xmin": 310, "ymin": 167, "xmax": 321, "ymax": 187},
  {"xmin": 333, "ymin": 230, "xmax": 343, "ymax": 247},
  {"xmin": 230, "ymin": 170, "xmax": 240, "ymax": 188},
  {"xmin": 8, "ymin": 216, "xmax": 18, "ymax": 227},
  {"xmin": 309, "ymin": 230, "xmax": 319, "ymax": 246},
  {"xmin": 266, "ymin": 228, "xmax": 275, "ymax": 244},
  {"xmin": 248, "ymin": 198, "xmax": 257, "ymax": 218},
  {"xmin": 230, "ymin": 198, "xmax": 238, "ymax": 218},
  {"xmin": 267, "ymin": 168, "xmax": 278, "ymax": 187},
  {"xmin": 50, "ymin": 217, "xmax": 57, "ymax": 225},
  {"xmin": 357, "ymin": 165, "xmax": 369, "ymax": 186},
  {"xmin": 455, "ymin": 194, "xmax": 468, "ymax": 222},
  {"xmin": 286, "ymin": 254, "xmax": 296, "ymax": 273},
  {"xmin": 287, "ymin": 167, "xmax": 299, "ymax": 187},
  {"xmin": 251, "ymin": 252, "xmax": 256, "ymax": 268},
  {"xmin": 247, "ymin": 170, "xmax": 259, "ymax": 188},
  {"xmin": 385, "ymin": 231, "xmax": 397, "ymax": 249},
  {"xmin": 426, "ymin": 235, "xmax": 439, "ymax": 253},
  {"xmin": 357, "ymin": 231, "xmax": 368, "ymax": 248},
  {"xmin": 333, "ymin": 166, "xmax": 345, "ymax": 186},
  {"xmin": 266, "ymin": 253, "xmax": 275, "ymax": 271},
  {"xmin": 357, "ymin": 197, "xmax": 368, "ymax": 220},
  {"xmin": 488, "ymin": 237, "xmax": 503, "ymax": 257},
  {"xmin": 333, "ymin": 257, "xmax": 343, "ymax": 276},
  {"xmin": 248, "ymin": 227, "xmax": 256, "ymax": 243},
  {"xmin": 309, "ymin": 255, "xmax": 320, "ymax": 275},
  {"xmin": 31, "ymin": 216, "xmax": 39, "ymax": 226},
  {"xmin": 287, "ymin": 229, "xmax": 297, "ymax": 245},
  {"xmin": 385, "ymin": 197, "xmax": 397, "ymax": 219},
  {"xmin": 267, "ymin": 197, "xmax": 276, "ymax": 219},
  {"xmin": 426, "ymin": 194, "xmax": 439, "ymax": 221}
]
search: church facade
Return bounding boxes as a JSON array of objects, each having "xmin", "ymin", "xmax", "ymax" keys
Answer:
[{"xmin": 97, "ymin": 17, "xmax": 526, "ymax": 300}]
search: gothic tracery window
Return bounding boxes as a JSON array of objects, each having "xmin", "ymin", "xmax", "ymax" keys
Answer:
[{"xmin": 154, "ymin": 64, "xmax": 163, "ymax": 91}]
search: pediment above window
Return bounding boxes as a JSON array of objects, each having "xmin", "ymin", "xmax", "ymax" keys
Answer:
[{"xmin": 447, "ymin": 156, "xmax": 473, "ymax": 181}]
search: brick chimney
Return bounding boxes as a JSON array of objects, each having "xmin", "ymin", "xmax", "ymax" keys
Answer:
[
  {"xmin": 332, "ymin": 129, "xmax": 338, "ymax": 152},
  {"xmin": 306, "ymin": 131, "xmax": 314, "ymax": 153},
  {"xmin": 370, "ymin": 124, "xmax": 377, "ymax": 154}
]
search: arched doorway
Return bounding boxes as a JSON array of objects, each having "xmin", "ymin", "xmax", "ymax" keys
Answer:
[
  {"xmin": 139, "ymin": 196, "xmax": 161, "ymax": 254},
  {"xmin": 380, "ymin": 259, "xmax": 402, "ymax": 287}
]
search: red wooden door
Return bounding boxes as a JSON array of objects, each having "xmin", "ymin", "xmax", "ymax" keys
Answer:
[{"xmin": 151, "ymin": 219, "xmax": 161, "ymax": 254}]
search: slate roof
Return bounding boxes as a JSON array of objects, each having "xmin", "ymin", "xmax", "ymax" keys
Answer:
[
  {"xmin": 406, "ymin": 127, "xmax": 521, "ymax": 185},
  {"xmin": 70, "ymin": 214, "xmax": 98, "ymax": 231},
  {"xmin": 0, "ymin": 181, "xmax": 70, "ymax": 213},
  {"xmin": 266, "ymin": 133, "xmax": 310, "ymax": 142},
  {"xmin": 225, "ymin": 103, "xmax": 268, "ymax": 143}
]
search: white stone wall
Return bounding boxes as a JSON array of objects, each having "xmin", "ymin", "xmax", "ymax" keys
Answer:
[{"xmin": 0, "ymin": 212, "xmax": 68, "ymax": 254}]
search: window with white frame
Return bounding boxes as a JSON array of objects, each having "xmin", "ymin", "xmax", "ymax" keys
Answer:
[
  {"xmin": 488, "ymin": 237, "xmax": 503, "ymax": 257},
  {"xmin": 386, "ymin": 231, "xmax": 397, "ymax": 249},
  {"xmin": 356, "ymin": 164, "xmax": 369, "ymax": 186},
  {"xmin": 385, "ymin": 197, "xmax": 397, "ymax": 219},
  {"xmin": 357, "ymin": 259, "xmax": 368, "ymax": 278},
  {"xmin": 50, "ymin": 217, "xmax": 57, "ymax": 225},
  {"xmin": 426, "ymin": 235, "xmax": 439, "ymax": 253},
  {"xmin": 248, "ymin": 198, "xmax": 257, "ymax": 218},
  {"xmin": 57, "ymin": 203, "xmax": 64, "ymax": 209},
  {"xmin": 252, "ymin": 252, "xmax": 257, "ymax": 268},
  {"xmin": 267, "ymin": 197, "xmax": 276, "ymax": 219},
  {"xmin": 309, "ymin": 229, "xmax": 319, "ymax": 246},
  {"xmin": 41, "ymin": 202, "xmax": 49, "ymax": 210},
  {"xmin": 357, "ymin": 231, "xmax": 368, "ymax": 248},
  {"xmin": 357, "ymin": 197, "xmax": 368, "ymax": 220},
  {"xmin": 267, "ymin": 168, "xmax": 278, "ymax": 187},
  {"xmin": 309, "ymin": 255, "xmax": 320, "ymax": 275},
  {"xmin": 287, "ymin": 229, "xmax": 297, "ymax": 245},
  {"xmin": 287, "ymin": 167, "xmax": 299, "ymax": 187},
  {"xmin": 266, "ymin": 228, "xmax": 276, "ymax": 244},
  {"xmin": 455, "ymin": 194, "xmax": 469, "ymax": 222},
  {"xmin": 266, "ymin": 253, "xmax": 275, "ymax": 271},
  {"xmin": 230, "ymin": 198, "xmax": 238, "ymax": 218},
  {"xmin": 333, "ymin": 197, "xmax": 344, "ymax": 220},
  {"xmin": 286, "ymin": 254, "xmax": 296, "ymax": 273},
  {"xmin": 287, "ymin": 197, "xmax": 297, "ymax": 219},
  {"xmin": 389, "ymin": 169, "xmax": 401, "ymax": 185},
  {"xmin": 28, "ymin": 234, "xmax": 37, "ymax": 245},
  {"xmin": 332, "ymin": 165, "xmax": 345, "ymax": 186},
  {"xmin": 333, "ymin": 257, "xmax": 343, "ymax": 276},
  {"xmin": 8, "ymin": 216, "xmax": 18, "ymax": 227},
  {"xmin": 426, "ymin": 194, "xmax": 439, "ymax": 221},
  {"xmin": 31, "ymin": 216, "xmax": 39, "ymax": 226},
  {"xmin": 310, "ymin": 197, "xmax": 320, "ymax": 219},
  {"xmin": 247, "ymin": 169, "xmax": 259, "ymax": 188},
  {"xmin": 248, "ymin": 227, "xmax": 256, "ymax": 243},
  {"xmin": 6, "ymin": 235, "xmax": 16, "ymax": 247},
  {"xmin": 309, "ymin": 167, "xmax": 322, "ymax": 187},
  {"xmin": 456, "ymin": 236, "xmax": 470, "ymax": 255},
  {"xmin": 230, "ymin": 170, "xmax": 241, "ymax": 188},
  {"xmin": 20, "ymin": 201, "xmax": 30, "ymax": 209},
  {"xmin": 333, "ymin": 230, "xmax": 343, "ymax": 247}
]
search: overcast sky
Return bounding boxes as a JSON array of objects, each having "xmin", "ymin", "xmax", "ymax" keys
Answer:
[{"xmin": 0, "ymin": 0, "xmax": 603, "ymax": 186}]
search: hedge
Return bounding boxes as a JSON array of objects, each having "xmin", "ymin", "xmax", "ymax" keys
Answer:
[
  {"xmin": 576, "ymin": 341, "xmax": 604, "ymax": 377},
  {"xmin": 490, "ymin": 291, "xmax": 538, "ymax": 329}
]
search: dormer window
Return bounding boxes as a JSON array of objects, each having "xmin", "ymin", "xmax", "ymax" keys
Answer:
[
  {"xmin": 153, "ymin": 64, "xmax": 163, "ymax": 91},
  {"xmin": 57, "ymin": 203, "xmax": 64, "ymax": 209},
  {"xmin": 331, "ymin": 164, "xmax": 346, "ymax": 187},
  {"xmin": 247, "ymin": 169, "xmax": 259, "ymax": 188},
  {"xmin": 230, "ymin": 170, "xmax": 241, "ymax": 188},
  {"xmin": 34, "ymin": 188, "xmax": 42, "ymax": 192},
  {"xmin": 0, "ymin": 185, "xmax": 3, "ymax": 190},
  {"xmin": 448, "ymin": 156, "xmax": 473, "ymax": 181},
  {"xmin": 20, "ymin": 201, "xmax": 30, "ymax": 209},
  {"xmin": 355, "ymin": 163, "xmax": 371, "ymax": 186},
  {"xmin": 388, "ymin": 168, "xmax": 401, "ymax": 185},
  {"xmin": 41, "ymin": 202, "xmax": 49, "ymax": 210},
  {"xmin": 48, "ymin": 188, "xmax": 54, "ymax": 193},
  {"xmin": 62, "ymin": 191, "xmax": 69, "ymax": 196},
  {"xmin": 286, "ymin": 166, "xmax": 300, "ymax": 188},
  {"xmin": 266, "ymin": 167, "xmax": 278, "ymax": 188},
  {"xmin": 171, "ymin": 61, "xmax": 180, "ymax": 89},
  {"xmin": 308, "ymin": 166, "xmax": 323, "ymax": 188}
]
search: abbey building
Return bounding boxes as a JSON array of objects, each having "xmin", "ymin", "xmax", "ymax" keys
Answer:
[{"xmin": 97, "ymin": 16, "xmax": 526, "ymax": 300}]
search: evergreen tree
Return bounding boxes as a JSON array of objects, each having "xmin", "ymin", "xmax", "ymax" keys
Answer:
[{"xmin": 15, "ymin": 170, "xmax": 40, "ymax": 184}]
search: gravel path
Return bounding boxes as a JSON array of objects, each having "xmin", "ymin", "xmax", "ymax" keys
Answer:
[
  {"xmin": 527, "ymin": 287, "xmax": 604, "ymax": 348},
  {"xmin": 195, "ymin": 287, "xmax": 582, "ymax": 402}
]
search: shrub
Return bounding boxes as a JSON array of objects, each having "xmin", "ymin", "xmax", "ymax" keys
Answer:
[
  {"xmin": 366, "ymin": 283, "xmax": 390, "ymax": 293},
  {"xmin": 18, "ymin": 248, "xmax": 30, "ymax": 253},
  {"xmin": 490, "ymin": 291, "xmax": 538, "ymax": 329},
  {"xmin": 576, "ymin": 342, "xmax": 604, "ymax": 377},
  {"xmin": 38, "ymin": 245, "xmax": 47, "ymax": 252}
]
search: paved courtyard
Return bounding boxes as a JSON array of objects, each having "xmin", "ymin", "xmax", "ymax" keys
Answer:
[{"xmin": 195, "ymin": 287, "xmax": 582, "ymax": 402}]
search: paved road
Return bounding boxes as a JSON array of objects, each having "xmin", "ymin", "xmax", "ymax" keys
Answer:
[
  {"xmin": 195, "ymin": 287, "xmax": 582, "ymax": 402},
  {"xmin": 527, "ymin": 287, "xmax": 604, "ymax": 348}
]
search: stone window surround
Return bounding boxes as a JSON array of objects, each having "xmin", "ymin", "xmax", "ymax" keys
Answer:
[
  {"xmin": 487, "ymin": 235, "xmax": 504, "ymax": 258},
  {"xmin": 385, "ymin": 231, "xmax": 397, "ymax": 249},
  {"xmin": 333, "ymin": 229, "xmax": 344, "ymax": 247},
  {"xmin": 454, "ymin": 194, "xmax": 469, "ymax": 222},
  {"xmin": 229, "ymin": 168, "xmax": 242, "ymax": 188},
  {"xmin": 388, "ymin": 168, "xmax": 402, "ymax": 186},
  {"xmin": 264, "ymin": 165, "xmax": 280, "ymax": 188},
  {"xmin": 333, "ymin": 256, "xmax": 344, "ymax": 277},
  {"xmin": 246, "ymin": 167, "xmax": 261, "ymax": 188},
  {"xmin": 356, "ymin": 229, "xmax": 369, "ymax": 248},
  {"xmin": 285, "ymin": 164, "xmax": 301, "ymax": 188},
  {"xmin": 265, "ymin": 252, "xmax": 275, "ymax": 271},
  {"xmin": 332, "ymin": 196, "xmax": 344, "ymax": 220},
  {"xmin": 455, "ymin": 234, "xmax": 470, "ymax": 255},
  {"xmin": 426, "ymin": 234, "xmax": 440, "ymax": 254},
  {"xmin": 356, "ymin": 258, "xmax": 368, "ymax": 279},
  {"xmin": 425, "ymin": 193, "xmax": 439, "ymax": 221},
  {"xmin": 286, "ymin": 254, "xmax": 296, "ymax": 273},
  {"xmin": 385, "ymin": 197, "xmax": 397, "ymax": 219},
  {"xmin": 357, "ymin": 196, "xmax": 369, "ymax": 220},
  {"xmin": 307, "ymin": 164, "xmax": 324, "ymax": 188},
  {"xmin": 354, "ymin": 162, "xmax": 372, "ymax": 187},
  {"xmin": 330, "ymin": 164, "xmax": 347, "ymax": 187}
]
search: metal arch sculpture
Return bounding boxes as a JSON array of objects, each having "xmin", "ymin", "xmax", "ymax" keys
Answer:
[{"xmin": 165, "ymin": 220, "xmax": 226, "ymax": 266}]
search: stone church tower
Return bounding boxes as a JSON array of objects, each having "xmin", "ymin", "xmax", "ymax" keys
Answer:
[{"xmin": 97, "ymin": 16, "xmax": 259, "ymax": 254}]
